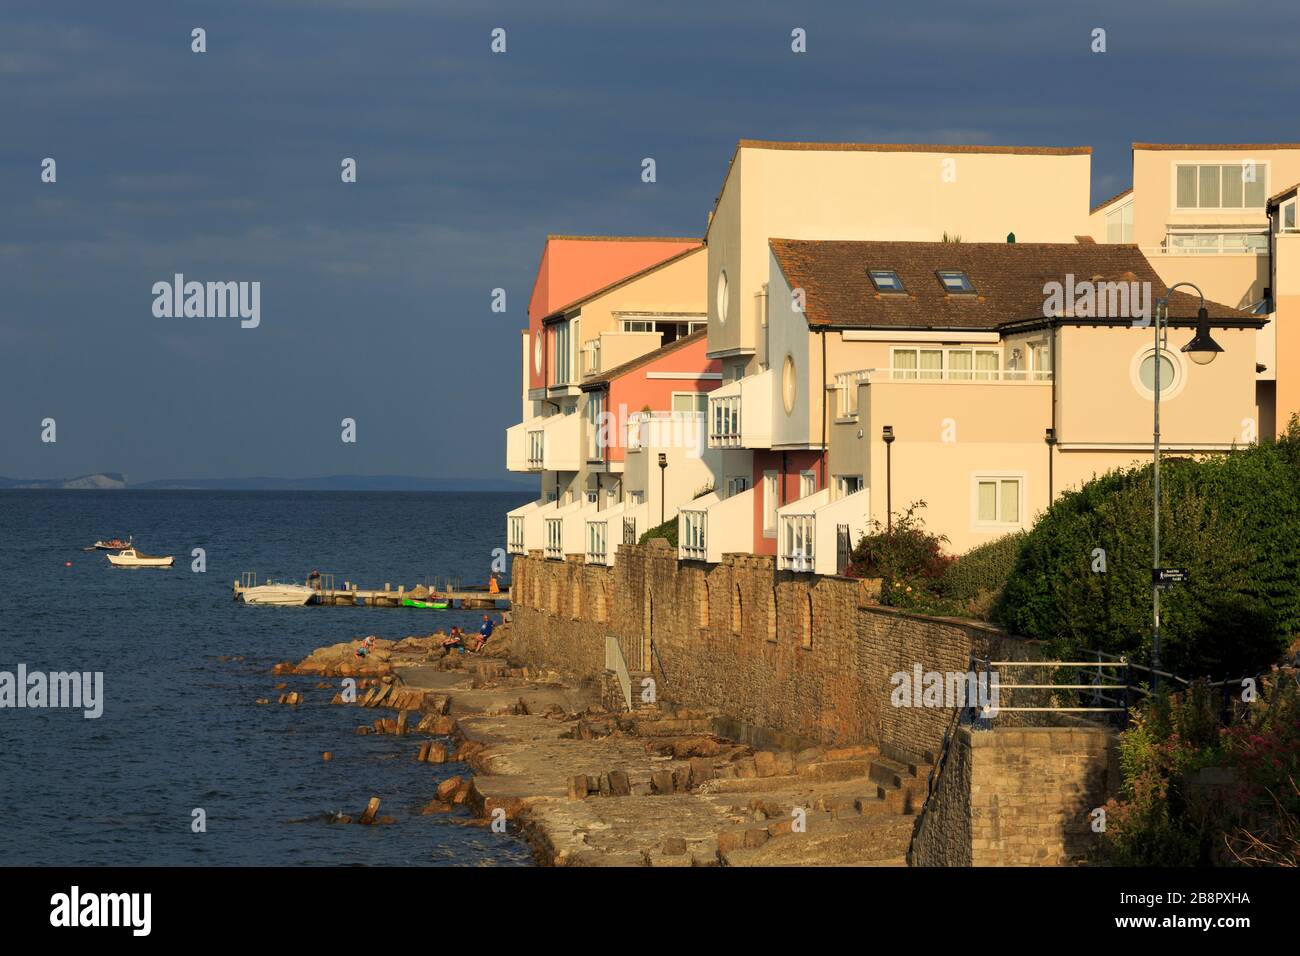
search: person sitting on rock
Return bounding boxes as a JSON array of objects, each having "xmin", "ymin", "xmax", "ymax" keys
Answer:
[
  {"xmin": 474, "ymin": 614, "xmax": 495, "ymax": 653},
  {"xmin": 440, "ymin": 628, "xmax": 465, "ymax": 657}
]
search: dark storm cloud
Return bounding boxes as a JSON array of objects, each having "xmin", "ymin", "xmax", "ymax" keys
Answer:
[{"xmin": 1, "ymin": 0, "xmax": 1297, "ymax": 481}]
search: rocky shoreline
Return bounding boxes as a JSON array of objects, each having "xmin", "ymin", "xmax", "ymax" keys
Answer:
[{"xmin": 273, "ymin": 625, "xmax": 931, "ymax": 866}]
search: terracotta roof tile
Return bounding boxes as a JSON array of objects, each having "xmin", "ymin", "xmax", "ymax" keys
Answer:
[{"xmin": 768, "ymin": 239, "xmax": 1261, "ymax": 331}]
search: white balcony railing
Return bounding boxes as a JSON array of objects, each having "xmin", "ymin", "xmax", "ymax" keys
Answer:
[
  {"xmin": 779, "ymin": 514, "xmax": 816, "ymax": 572},
  {"xmin": 834, "ymin": 370, "xmax": 871, "ymax": 419},
  {"xmin": 585, "ymin": 519, "xmax": 609, "ymax": 565},
  {"xmin": 526, "ymin": 429, "xmax": 544, "ymax": 469},
  {"xmin": 676, "ymin": 488, "xmax": 754, "ymax": 564},
  {"xmin": 581, "ymin": 339, "xmax": 601, "ymax": 378},
  {"xmin": 777, "ymin": 488, "xmax": 869, "ymax": 575},
  {"xmin": 544, "ymin": 517, "xmax": 564, "ymax": 560},
  {"xmin": 508, "ymin": 515, "xmax": 525, "ymax": 554},
  {"xmin": 846, "ymin": 366, "xmax": 1052, "ymax": 385},
  {"xmin": 627, "ymin": 411, "xmax": 705, "ymax": 454},
  {"xmin": 709, "ymin": 394, "xmax": 741, "ymax": 447},
  {"xmin": 680, "ymin": 509, "xmax": 707, "ymax": 561}
]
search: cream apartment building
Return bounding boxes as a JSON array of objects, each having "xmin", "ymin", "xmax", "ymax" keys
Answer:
[
  {"xmin": 685, "ymin": 238, "xmax": 1262, "ymax": 567},
  {"xmin": 1089, "ymin": 143, "xmax": 1300, "ymax": 435},
  {"xmin": 686, "ymin": 140, "xmax": 1096, "ymax": 566},
  {"xmin": 506, "ymin": 241, "xmax": 718, "ymax": 563}
]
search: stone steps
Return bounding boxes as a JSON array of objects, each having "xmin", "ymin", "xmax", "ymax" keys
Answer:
[{"xmin": 719, "ymin": 813, "xmax": 917, "ymax": 866}]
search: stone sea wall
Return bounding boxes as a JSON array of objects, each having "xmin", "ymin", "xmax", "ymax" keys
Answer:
[{"xmin": 510, "ymin": 540, "xmax": 1040, "ymax": 763}]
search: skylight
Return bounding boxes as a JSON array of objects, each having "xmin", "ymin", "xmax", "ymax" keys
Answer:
[
  {"xmin": 869, "ymin": 270, "xmax": 906, "ymax": 294},
  {"xmin": 937, "ymin": 270, "xmax": 975, "ymax": 294}
]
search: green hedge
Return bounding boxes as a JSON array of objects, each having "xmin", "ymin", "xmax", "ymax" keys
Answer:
[
  {"xmin": 639, "ymin": 516, "xmax": 677, "ymax": 548},
  {"xmin": 994, "ymin": 422, "xmax": 1300, "ymax": 677},
  {"xmin": 938, "ymin": 532, "xmax": 1025, "ymax": 602}
]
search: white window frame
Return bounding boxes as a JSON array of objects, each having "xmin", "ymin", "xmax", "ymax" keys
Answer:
[
  {"xmin": 671, "ymin": 391, "xmax": 708, "ymax": 415},
  {"xmin": 971, "ymin": 472, "xmax": 1027, "ymax": 530},
  {"xmin": 762, "ymin": 471, "xmax": 778, "ymax": 535},
  {"xmin": 1173, "ymin": 161, "xmax": 1269, "ymax": 212},
  {"xmin": 586, "ymin": 391, "xmax": 605, "ymax": 460},
  {"xmin": 726, "ymin": 475, "xmax": 749, "ymax": 497},
  {"xmin": 1282, "ymin": 199, "xmax": 1298, "ymax": 233},
  {"xmin": 799, "ymin": 470, "xmax": 817, "ymax": 499},
  {"xmin": 1166, "ymin": 230, "xmax": 1269, "ymax": 256},
  {"xmin": 835, "ymin": 475, "xmax": 864, "ymax": 499},
  {"xmin": 891, "ymin": 347, "xmax": 1002, "ymax": 381},
  {"xmin": 553, "ymin": 321, "xmax": 573, "ymax": 385},
  {"xmin": 1105, "ymin": 200, "xmax": 1134, "ymax": 243}
]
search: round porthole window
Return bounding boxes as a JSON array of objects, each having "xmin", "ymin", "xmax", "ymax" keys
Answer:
[
  {"xmin": 534, "ymin": 334, "xmax": 543, "ymax": 376},
  {"xmin": 782, "ymin": 355, "xmax": 797, "ymax": 415},
  {"xmin": 1132, "ymin": 348, "xmax": 1185, "ymax": 400},
  {"xmin": 716, "ymin": 269, "xmax": 729, "ymax": 324}
]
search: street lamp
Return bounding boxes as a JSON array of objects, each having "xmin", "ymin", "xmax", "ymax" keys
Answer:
[
  {"xmin": 882, "ymin": 425, "xmax": 895, "ymax": 533},
  {"xmin": 1044, "ymin": 427, "xmax": 1057, "ymax": 501},
  {"xmin": 657, "ymin": 452, "xmax": 668, "ymax": 525},
  {"xmin": 1150, "ymin": 285, "xmax": 1222, "ymax": 688}
]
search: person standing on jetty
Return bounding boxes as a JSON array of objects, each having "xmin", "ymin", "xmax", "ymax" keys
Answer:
[{"xmin": 475, "ymin": 614, "xmax": 495, "ymax": 653}]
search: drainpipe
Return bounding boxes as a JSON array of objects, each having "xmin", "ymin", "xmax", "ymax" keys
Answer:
[
  {"xmin": 820, "ymin": 329, "xmax": 828, "ymax": 490},
  {"xmin": 1049, "ymin": 323, "xmax": 1058, "ymax": 506}
]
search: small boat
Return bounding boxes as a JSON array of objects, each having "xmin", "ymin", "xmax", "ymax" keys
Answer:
[
  {"xmin": 401, "ymin": 598, "xmax": 449, "ymax": 610},
  {"xmin": 106, "ymin": 548, "xmax": 174, "ymax": 568},
  {"xmin": 93, "ymin": 538, "xmax": 131, "ymax": 550},
  {"xmin": 241, "ymin": 583, "xmax": 316, "ymax": 606}
]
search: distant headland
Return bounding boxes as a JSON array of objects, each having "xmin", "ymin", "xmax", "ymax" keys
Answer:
[{"xmin": 0, "ymin": 473, "xmax": 533, "ymax": 492}]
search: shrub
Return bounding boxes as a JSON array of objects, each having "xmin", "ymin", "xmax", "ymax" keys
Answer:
[
  {"xmin": 1100, "ymin": 674, "xmax": 1300, "ymax": 866},
  {"xmin": 938, "ymin": 532, "xmax": 1026, "ymax": 602},
  {"xmin": 995, "ymin": 424, "xmax": 1300, "ymax": 676},
  {"xmin": 639, "ymin": 516, "xmax": 677, "ymax": 548},
  {"xmin": 845, "ymin": 502, "xmax": 954, "ymax": 608}
]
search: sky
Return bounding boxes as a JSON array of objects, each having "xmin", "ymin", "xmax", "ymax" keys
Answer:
[{"xmin": 2, "ymin": 0, "xmax": 1299, "ymax": 483}]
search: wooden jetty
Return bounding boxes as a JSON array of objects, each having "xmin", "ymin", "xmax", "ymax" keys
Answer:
[{"xmin": 233, "ymin": 572, "xmax": 509, "ymax": 610}]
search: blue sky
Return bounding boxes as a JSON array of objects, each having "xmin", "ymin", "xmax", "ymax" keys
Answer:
[{"xmin": 2, "ymin": 0, "xmax": 1298, "ymax": 482}]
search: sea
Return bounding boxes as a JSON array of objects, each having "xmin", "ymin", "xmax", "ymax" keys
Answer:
[{"xmin": 0, "ymin": 490, "xmax": 536, "ymax": 866}]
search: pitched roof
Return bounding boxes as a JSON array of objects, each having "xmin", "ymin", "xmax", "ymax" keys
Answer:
[
  {"xmin": 768, "ymin": 239, "xmax": 1262, "ymax": 331},
  {"xmin": 580, "ymin": 330, "xmax": 708, "ymax": 389},
  {"xmin": 1267, "ymin": 182, "xmax": 1300, "ymax": 208},
  {"xmin": 1090, "ymin": 187, "xmax": 1132, "ymax": 214},
  {"xmin": 542, "ymin": 246, "xmax": 704, "ymax": 322}
]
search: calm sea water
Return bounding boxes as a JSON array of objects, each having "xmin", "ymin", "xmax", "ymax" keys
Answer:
[{"xmin": 0, "ymin": 490, "xmax": 535, "ymax": 866}]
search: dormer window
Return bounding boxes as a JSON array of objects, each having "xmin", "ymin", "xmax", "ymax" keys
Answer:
[
  {"xmin": 937, "ymin": 270, "xmax": 975, "ymax": 294},
  {"xmin": 869, "ymin": 270, "xmax": 906, "ymax": 294}
]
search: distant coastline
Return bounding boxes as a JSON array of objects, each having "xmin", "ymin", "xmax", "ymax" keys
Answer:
[{"xmin": 0, "ymin": 473, "xmax": 533, "ymax": 492}]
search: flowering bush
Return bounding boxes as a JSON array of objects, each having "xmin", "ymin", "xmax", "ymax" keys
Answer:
[
  {"xmin": 844, "ymin": 502, "xmax": 954, "ymax": 608},
  {"xmin": 1100, "ymin": 672, "xmax": 1300, "ymax": 866}
]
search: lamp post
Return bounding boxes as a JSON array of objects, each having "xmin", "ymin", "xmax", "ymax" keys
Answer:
[
  {"xmin": 1150, "ymin": 284, "xmax": 1222, "ymax": 689},
  {"xmin": 882, "ymin": 425, "xmax": 895, "ymax": 533},
  {"xmin": 657, "ymin": 452, "xmax": 667, "ymax": 526},
  {"xmin": 1045, "ymin": 427, "xmax": 1057, "ymax": 502}
]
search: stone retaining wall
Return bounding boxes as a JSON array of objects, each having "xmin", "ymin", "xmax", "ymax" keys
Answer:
[
  {"xmin": 511, "ymin": 542, "xmax": 1043, "ymax": 763},
  {"xmin": 912, "ymin": 726, "xmax": 1120, "ymax": 866}
]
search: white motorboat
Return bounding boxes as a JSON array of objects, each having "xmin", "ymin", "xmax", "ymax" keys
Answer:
[
  {"xmin": 106, "ymin": 548, "xmax": 174, "ymax": 568},
  {"xmin": 240, "ymin": 583, "xmax": 316, "ymax": 606}
]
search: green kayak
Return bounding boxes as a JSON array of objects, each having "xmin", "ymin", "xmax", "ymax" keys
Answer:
[{"xmin": 402, "ymin": 598, "xmax": 449, "ymax": 609}]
